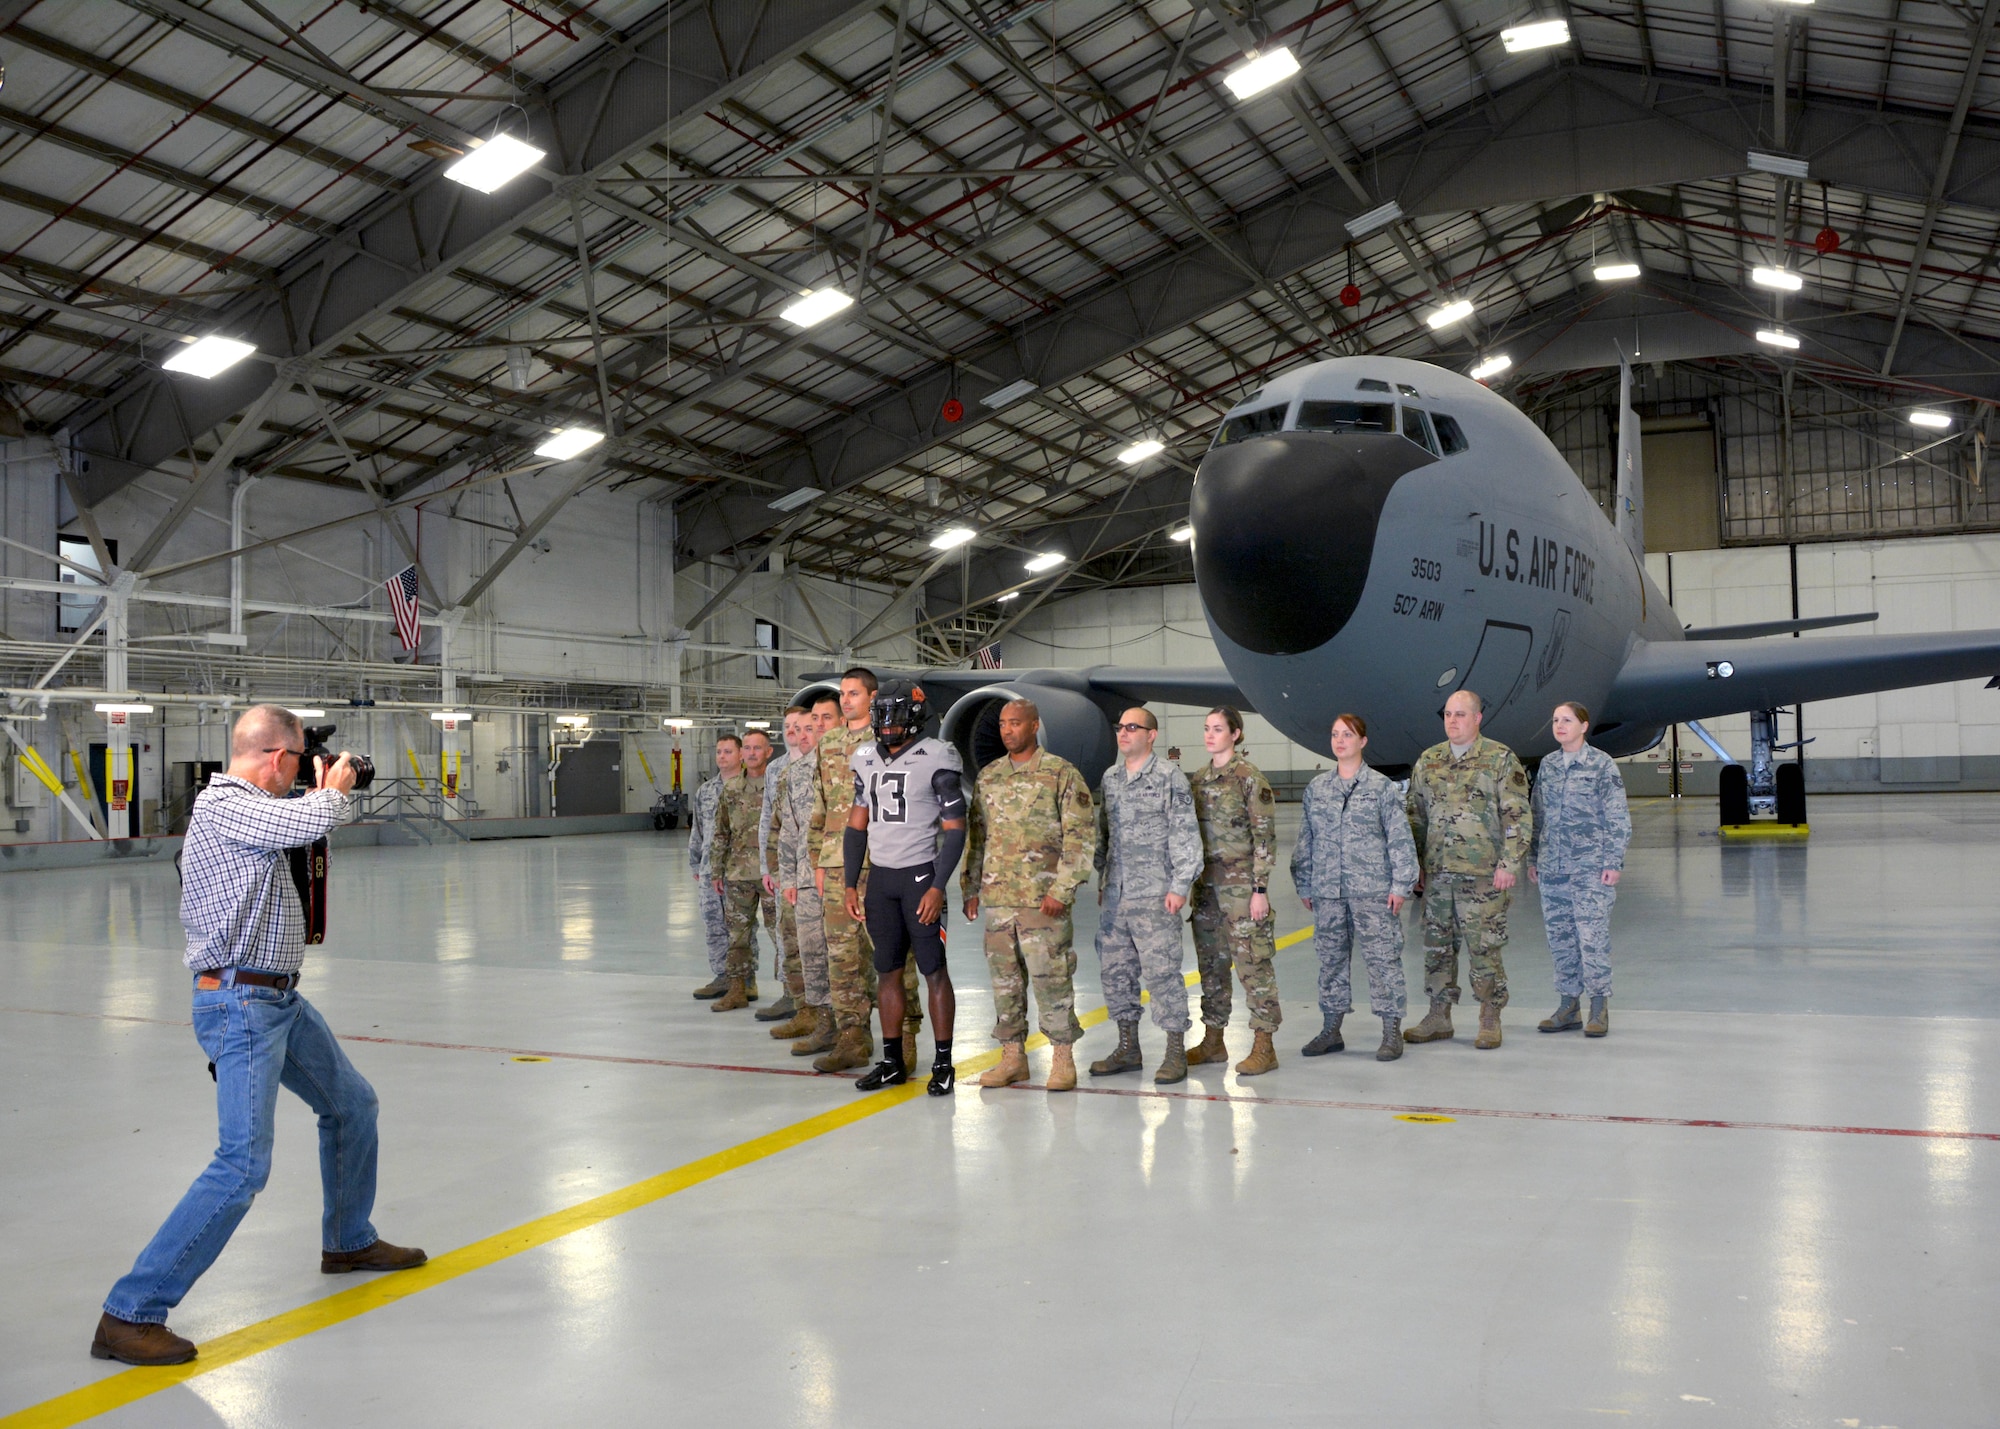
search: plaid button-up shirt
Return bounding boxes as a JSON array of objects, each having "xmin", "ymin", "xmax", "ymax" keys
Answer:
[{"xmin": 181, "ymin": 775, "xmax": 353, "ymax": 975}]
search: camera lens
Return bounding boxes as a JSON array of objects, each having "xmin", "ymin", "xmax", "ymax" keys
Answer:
[{"xmin": 348, "ymin": 755, "xmax": 376, "ymax": 790}]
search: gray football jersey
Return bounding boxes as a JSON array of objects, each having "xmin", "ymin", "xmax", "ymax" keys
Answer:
[{"xmin": 850, "ymin": 736, "xmax": 966, "ymax": 870}]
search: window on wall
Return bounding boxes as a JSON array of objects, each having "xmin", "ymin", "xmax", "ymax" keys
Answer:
[
  {"xmin": 57, "ymin": 534, "xmax": 114, "ymax": 632},
  {"xmin": 754, "ymin": 619, "xmax": 778, "ymax": 680}
]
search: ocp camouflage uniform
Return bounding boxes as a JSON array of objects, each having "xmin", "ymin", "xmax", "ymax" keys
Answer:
[
  {"xmin": 1530, "ymin": 745, "xmax": 1631, "ymax": 999},
  {"xmin": 777, "ymin": 754, "xmax": 830, "ymax": 1009},
  {"xmin": 708, "ymin": 770, "xmax": 767, "ymax": 982},
  {"xmin": 688, "ymin": 774, "xmax": 729, "ymax": 978},
  {"xmin": 963, "ymin": 747, "xmax": 1096, "ymax": 1045},
  {"xmin": 813, "ymin": 724, "xmax": 888, "ymax": 1032},
  {"xmin": 1095, "ymin": 753, "xmax": 1203, "ymax": 1033},
  {"xmin": 1406, "ymin": 736, "xmax": 1533, "ymax": 1010},
  {"xmin": 1291, "ymin": 765, "xmax": 1419, "ymax": 1018},
  {"xmin": 1187, "ymin": 752, "xmax": 1282, "ymax": 1032},
  {"xmin": 760, "ymin": 751, "xmax": 799, "ymax": 999}
]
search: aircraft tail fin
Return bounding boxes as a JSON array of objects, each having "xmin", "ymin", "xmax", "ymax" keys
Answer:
[{"xmin": 1616, "ymin": 356, "xmax": 1644, "ymax": 560}]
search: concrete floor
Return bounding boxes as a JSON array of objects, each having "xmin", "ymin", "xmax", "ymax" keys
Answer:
[{"xmin": 3, "ymin": 794, "xmax": 1995, "ymax": 1427}]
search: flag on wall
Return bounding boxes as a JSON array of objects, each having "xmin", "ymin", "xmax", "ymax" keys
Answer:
[
  {"xmin": 973, "ymin": 643, "xmax": 1003, "ymax": 670},
  {"xmin": 386, "ymin": 564, "xmax": 421, "ymax": 651}
]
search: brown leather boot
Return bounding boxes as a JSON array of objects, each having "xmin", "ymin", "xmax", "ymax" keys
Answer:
[
  {"xmin": 1585, "ymin": 995, "xmax": 1610, "ymax": 1037},
  {"xmin": 813, "ymin": 1024, "xmax": 873, "ymax": 1073},
  {"xmin": 1234, "ymin": 1029, "xmax": 1278, "ymax": 1076},
  {"xmin": 92, "ymin": 1312, "xmax": 195, "ymax": 1366},
  {"xmin": 691, "ymin": 975, "xmax": 729, "ymax": 1000},
  {"xmin": 1046, "ymin": 1042, "xmax": 1077, "ymax": 1092},
  {"xmin": 1404, "ymin": 1001, "xmax": 1455, "ymax": 1043},
  {"xmin": 710, "ymin": 977, "xmax": 750, "ymax": 1011},
  {"xmin": 1475, "ymin": 1002, "xmax": 1503, "ymax": 1049},
  {"xmin": 790, "ymin": 1005, "xmax": 837, "ymax": 1055},
  {"xmin": 754, "ymin": 992, "xmax": 796, "ymax": 1022},
  {"xmin": 979, "ymin": 1041, "xmax": 1029, "ymax": 1088},
  {"xmin": 1185, "ymin": 1025, "xmax": 1229, "ymax": 1065},
  {"xmin": 769, "ymin": 1005, "xmax": 815, "ymax": 1039},
  {"xmin": 1153, "ymin": 1030, "xmax": 1188, "ymax": 1085},
  {"xmin": 901, "ymin": 1022, "xmax": 920, "ymax": 1074},
  {"xmin": 321, "ymin": 1239, "xmax": 428, "ymax": 1274},
  {"xmin": 1090, "ymin": 1020, "xmax": 1143, "ymax": 1076}
]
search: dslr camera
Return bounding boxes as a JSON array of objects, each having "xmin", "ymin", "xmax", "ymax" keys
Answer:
[{"xmin": 297, "ymin": 723, "xmax": 376, "ymax": 790}]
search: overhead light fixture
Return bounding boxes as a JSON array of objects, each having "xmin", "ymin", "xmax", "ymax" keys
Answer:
[
  {"xmin": 1747, "ymin": 150, "xmax": 1810, "ymax": 179},
  {"xmin": 981, "ymin": 378, "xmax": 1040, "ymax": 409},
  {"xmin": 1500, "ymin": 18, "xmax": 1570, "ymax": 51},
  {"xmin": 663, "ymin": 717, "xmax": 694, "ymax": 730},
  {"xmin": 288, "ymin": 708, "xmax": 326, "ymax": 719},
  {"xmin": 745, "ymin": 720, "xmax": 772, "ymax": 730},
  {"xmin": 1593, "ymin": 262, "xmax": 1642, "ymax": 281},
  {"xmin": 996, "ymin": 591, "xmax": 1020, "ymax": 602},
  {"xmin": 1751, "ymin": 266, "xmax": 1803, "ymax": 291},
  {"xmin": 1118, "ymin": 439, "xmax": 1166, "ymax": 464},
  {"xmin": 1223, "ymin": 46, "xmax": 1302, "ymax": 101},
  {"xmin": 555, "ymin": 715, "xmax": 590, "ymax": 728},
  {"xmin": 1346, "ymin": 200, "xmax": 1404, "ymax": 239},
  {"xmin": 1469, "ymin": 353, "xmax": 1513, "ymax": 381},
  {"xmin": 1023, "ymin": 552, "xmax": 1066, "ymax": 572},
  {"xmin": 1427, "ymin": 298, "xmax": 1476, "ymax": 329},
  {"xmin": 163, "ymin": 336, "xmax": 255, "ymax": 378},
  {"xmin": 430, "ymin": 710, "xmax": 473, "ymax": 722},
  {"xmin": 779, "ymin": 287, "xmax": 855, "ymax": 328},
  {"xmin": 930, "ymin": 527, "xmax": 977, "ymax": 550},
  {"xmin": 1756, "ymin": 327, "xmax": 1801, "ymax": 350},
  {"xmin": 443, "ymin": 133, "xmax": 546, "ymax": 193},
  {"xmin": 1910, "ymin": 409, "xmax": 1952, "ymax": 429},
  {"xmin": 534, "ymin": 427, "xmax": 605, "ymax": 460},
  {"xmin": 1168, "ymin": 525, "xmax": 1195, "ymax": 542},
  {"xmin": 94, "ymin": 703, "xmax": 154, "ymax": 714},
  {"xmin": 767, "ymin": 487, "xmax": 822, "ymax": 512}
]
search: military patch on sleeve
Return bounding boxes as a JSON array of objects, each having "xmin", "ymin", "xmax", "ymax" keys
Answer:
[
  {"xmin": 1074, "ymin": 789, "xmax": 1093, "ymax": 809},
  {"xmin": 1510, "ymin": 770, "xmax": 1527, "ymax": 787},
  {"xmin": 1258, "ymin": 788, "xmax": 1275, "ymax": 804}
]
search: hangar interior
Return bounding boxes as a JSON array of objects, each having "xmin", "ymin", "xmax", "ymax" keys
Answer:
[{"xmin": 2, "ymin": 0, "xmax": 1998, "ymax": 1424}]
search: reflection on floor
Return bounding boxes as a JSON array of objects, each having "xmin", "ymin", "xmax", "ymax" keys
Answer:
[{"xmin": 3, "ymin": 794, "xmax": 1994, "ymax": 1426}]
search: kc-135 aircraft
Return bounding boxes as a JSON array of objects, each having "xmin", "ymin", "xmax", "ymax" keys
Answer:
[{"xmin": 804, "ymin": 354, "xmax": 2000, "ymax": 816}]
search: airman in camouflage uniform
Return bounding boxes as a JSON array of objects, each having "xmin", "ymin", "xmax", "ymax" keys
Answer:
[
  {"xmin": 755, "ymin": 734, "xmax": 800, "ymax": 1023},
  {"xmin": 708, "ymin": 760, "xmax": 769, "ymax": 1012},
  {"xmin": 687, "ymin": 747, "xmax": 734, "ymax": 999},
  {"xmin": 775, "ymin": 722, "xmax": 835, "ymax": 1053},
  {"xmin": 1187, "ymin": 708, "xmax": 1283, "ymax": 1077},
  {"xmin": 1529, "ymin": 702, "xmax": 1632, "ymax": 1039},
  {"xmin": 961, "ymin": 700, "xmax": 1096, "ymax": 1092},
  {"xmin": 1405, "ymin": 691, "xmax": 1533, "ymax": 1050},
  {"xmin": 1092, "ymin": 707, "xmax": 1204, "ymax": 1085}
]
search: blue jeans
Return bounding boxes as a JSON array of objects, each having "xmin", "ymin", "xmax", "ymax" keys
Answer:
[{"xmin": 104, "ymin": 982, "xmax": 380, "ymax": 1323}]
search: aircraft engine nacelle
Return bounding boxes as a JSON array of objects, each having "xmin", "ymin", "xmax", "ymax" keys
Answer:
[{"xmin": 938, "ymin": 681, "xmax": 1117, "ymax": 786}]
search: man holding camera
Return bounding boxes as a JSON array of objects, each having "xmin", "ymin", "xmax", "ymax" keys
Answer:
[{"xmin": 93, "ymin": 705, "xmax": 425, "ymax": 1367}]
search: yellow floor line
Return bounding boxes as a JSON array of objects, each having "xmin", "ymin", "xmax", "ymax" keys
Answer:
[{"xmin": 8, "ymin": 925, "xmax": 1313, "ymax": 1428}]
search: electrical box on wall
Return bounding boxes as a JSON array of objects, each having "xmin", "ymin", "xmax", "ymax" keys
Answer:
[{"xmin": 11, "ymin": 753, "xmax": 46, "ymax": 808}]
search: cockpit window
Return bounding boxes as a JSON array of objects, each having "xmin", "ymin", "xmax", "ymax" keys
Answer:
[
  {"xmin": 1402, "ymin": 406, "xmax": 1442, "ymax": 456},
  {"xmin": 1295, "ymin": 400, "xmax": 1395, "ymax": 434},
  {"xmin": 1432, "ymin": 413, "xmax": 1470, "ymax": 454},
  {"xmin": 1356, "ymin": 378, "xmax": 1392, "ymax": 393},
  {"xmin": 1397, "ymin": 383, "xmax": 1421, "ymax": 398},
  {"xmin": 1212, "ymin": 405, "xmax": 1288, "ymax": 446}
]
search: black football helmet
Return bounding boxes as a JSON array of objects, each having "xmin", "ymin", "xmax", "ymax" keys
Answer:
[{"xmin": 870, "ymin": 678, "xmax": 930, "ymax": 740}]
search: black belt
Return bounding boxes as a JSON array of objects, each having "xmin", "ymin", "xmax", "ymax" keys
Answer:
[{"xmin": 196, "ymin": 967, "xmax": 299, "ymax": 990}]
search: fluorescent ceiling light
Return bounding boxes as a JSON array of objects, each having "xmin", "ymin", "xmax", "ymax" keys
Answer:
[
  {"xmin": 430, "ymin": 710, "xmax": 472, "ymax": 722},
  {"xmin": 443, "ymin": 133, "xmax": 546, "ymax": 194},
  {"xmin": 1501, "ymin": 18, "xmax": 1570, "ymax": 51},
  {"xmin": 1426, "ymin": 298, "xmax": 1476, "ymax": 329},
  {"xmin": 1751, "ymin": 266, "xmax": 1803, "ymax": 291},
  {"xmin": 1023, "ymin": 552, "xmax": 1066, "ymax": 572},
  {"xmin": 1593, "ymin": 262, "xmax": 1642, "ymax": 281},
  {"xmin": 767, "ymin": 487, "xmax": 822, "ymax": 512},
  {"xmin": 663, "ymin": 718, "xmax": 694, "ymax": 729},
  {"xmin": 288, "ymin": 709, "xmax": 326, "ymax": 719},
  {"xmin": 1909, "ymin": 409, "xmax": 1952, "ymax": 429},
  {"xmin": 1346, "ymin": 200, "xmax": 1404, "ymax": 239},
  {"xmin": 779, "ymin": 287, "xmax": 855, "ymax": 328},
  {"xmin": 1118, "ymin": 439, "xmax": 1166, "ymax": 464},
  {"xmin": 1747, "ymin": 150, "xmax": 1810, "ymax": 179},
  {"xmin": 1469, "ymin": 353, "xmax": 1513, "ymax": 380},
  {"xmin": 555, "ymin": 715, "xmax": 590, "ymax": 728},
  {"xmin": 1224, "ymin": 47, "xmax": 1302, "ymax": 101},
  {"xmin": 535, "ymin": 427, "xmax": 605, "ymax": 460},
  {"xmin": 163, "ymin": 336, "xmax": 255, "ymax": 378},
  {"xmin": 930, "ymin": 527, "xmax": 977, "ymax": 550},
  {"xmin": 996, "ymin": 591, "xmax": 1020, "ymax": 602},
  {"xmin": 1755, "ymin": 327, "xmax": 1801, "ymax": 350},
  {"xmin": 94, "ymin": 703, "xmax": 154, "ymax": 714},
  {"xmin": 745, "ymin": 720, "xmax": 771, "ymax": 730},
  {"xmin": 1168, "ymin": 525, "xmax": 1195, "ymax": 542},
  {"xmin": 981, "ymin": 378, "xmax": 1040, "ymax": 409}
]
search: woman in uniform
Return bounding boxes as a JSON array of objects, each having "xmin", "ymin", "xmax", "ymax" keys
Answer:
[
  {"xmin": 1187, "ymin": 706, "xmax": 1283, "ymax": 1076},
  {"xmin": 1528, "ymin": 701, "xmax": 1632, "ymax": 1038}
]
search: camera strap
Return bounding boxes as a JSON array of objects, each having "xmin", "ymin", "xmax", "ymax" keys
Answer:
[{"xmin": 287, "ymin": 837, "xmax": 330, "ymax": 945}]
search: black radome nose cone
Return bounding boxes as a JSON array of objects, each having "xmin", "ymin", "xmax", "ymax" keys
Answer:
[{"xmin": 1190, "ymin": 432, "xmax": 1433, "ymax": 657}]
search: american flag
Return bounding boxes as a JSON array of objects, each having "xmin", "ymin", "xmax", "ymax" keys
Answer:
[
  {"xmin": 973, "ymin": 642, "xmax": 1003, "ymax": 670},
  {"xmin": 385, "ymin": 564, "xmax": 421, "ymax": 651}
]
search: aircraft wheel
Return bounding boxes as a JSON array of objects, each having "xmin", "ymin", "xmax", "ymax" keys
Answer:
[
  {"xmin": 1775, "ymin": 762, "xmax": 1807, "ymax": 825},
  {"xmin": 653, "ymin": 811, "xmax": 670, "ymax": 831},
  {"xmin": 1719, "ymin": 763, "xmax": 1750, "ymax": 827}
]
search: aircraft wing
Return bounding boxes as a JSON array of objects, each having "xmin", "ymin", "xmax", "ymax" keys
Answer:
[
  {"xmin": 1604, "ymin": 629, "xmax": 2000, "ymax": 727},
  {"xmin": 1080, "ymin": 666, "xmax": 1252, "ymax": 712}
]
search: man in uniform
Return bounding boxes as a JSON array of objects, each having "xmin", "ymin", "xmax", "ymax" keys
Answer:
[
  {"xmin": 775, "ymin": 697, "xmax": 838, "ymax": 1053},
  {"xmin": 1405, "ymin": 690, "xmax": 1533, "ymax": 1049},
  {"xmin": 708, "ymin": 729, "xmax": 772, "ymax": 1011},
  {"xmin": 687, "ymin": 734, "xmax": 739, "ymax": 999},
  {"xmin": 1187, "ymin": 719, "xmax": 1282, "ymax": 1077},
  {"xmin": 810, "ymin": 669, "xmax": 885, "ymax": 1071},
  {"xmin": 1091, "ymin": 707, "xmax": 1203, "ymax": 1085},
  {"xmin": 755, "ymin": 713, "xmax": 803, "ymax": 1024},
  {"xmin": 962, "ymin": 699, "xmax": 1096, "ymax": 1093}
]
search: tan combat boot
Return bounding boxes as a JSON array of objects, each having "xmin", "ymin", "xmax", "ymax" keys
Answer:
[
  {"xmin": 1153, "ymin": 1030, "xmax": 1188, "ymax": 1085},
  {"xmin": 1474, "ymin": 1002, "xmax": 1503, "ymax": 1049},
  {"xmin": 1046, "ymin": 1043, "xmax": 1077, "ymax": 1092},
  {"xmin": 902, "ymin": 1021, "xmax": 921, "ymax": 1075},
  {"xmin": 769, "ymin": 1005, "xmax": 815, "ymax": 1039},
  {"xmin": 980, "ymin": 1041, "xmax": 1029, "ymax": 1088},
  {"xmin": 1185, "ymin": 1025, "xmax": 1229, "ymax": 1065},
  {"xmin": 1403, "ymin": 1001, "xmax": 1454, "ymax": 1043},
  {"xmin": 791, "ymin": 1005, "xmax": 837, "ymax": 1055},
  {"xmin": 1235, "ymin": 1029, "xmax": 1278, "ymax": 1076},
  {"xmin": 710, "ymin": 978, "xmax": 750, "ymax": 1012},
  {"xmin": 754, "ymin": 992, "xmax": 796, "ymax": 1023},
  {"xmin": 1585, "ymin": 995, "xmax": 1610, "ymax": 1037},
  {"xmin": 691, "ymin": 975, "xmax": 729, "ymax": 1000},
  {"xmin": 813, "ymin": 1022, "xmax": 873, "ymax": 1073}
]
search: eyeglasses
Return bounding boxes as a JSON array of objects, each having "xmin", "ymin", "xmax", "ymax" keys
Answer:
[
  {"xmin": 1115, "ymin": 722, "xmax": 1155, "ymax": 733},
  {"xmin": 263, "ymin": 746, "xmax": 306, "ymax": 759}
]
